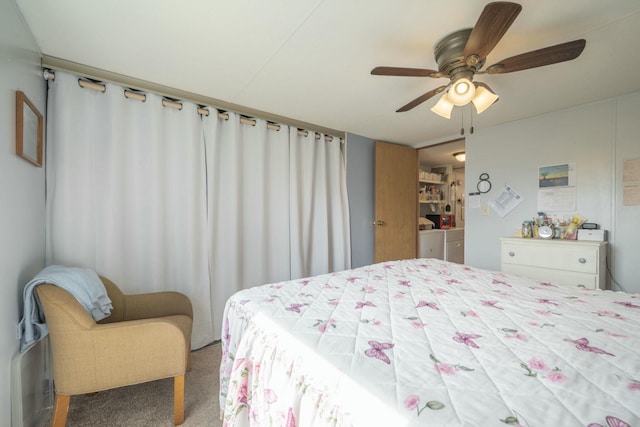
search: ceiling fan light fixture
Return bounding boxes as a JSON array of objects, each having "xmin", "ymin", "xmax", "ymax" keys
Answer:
[
  {"xmin": 447, "ymin": 77, "xmax": 476, "ymax": 106},
  {"xmin": 472, "ymin": 85, "xmax": 499, "ymax": 114},
  {"xmin": 430, "ymin": 93, "xmax": 455, "ymax": 119},
  {"xmin": 373, "ymin": 3, "xmax": 587, "ymax": 121},
  {"xmin": 453, "ymin": 152, "xmax": 466, "ymax": 162}
]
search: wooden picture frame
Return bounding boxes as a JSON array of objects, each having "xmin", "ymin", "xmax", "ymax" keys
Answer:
[{"xmin": 16, "ymin": 90, "xmax": 44, "ymax": 167}]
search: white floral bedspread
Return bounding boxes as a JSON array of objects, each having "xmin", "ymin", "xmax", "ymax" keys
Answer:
[{"xmin": 219, "ymin": 259, "xmax": 640, "ymax": 426}]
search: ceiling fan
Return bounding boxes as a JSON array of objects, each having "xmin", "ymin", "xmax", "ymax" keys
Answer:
[{"xmin": 371, "ymin": 2, "xmax": 586, "ymax": 118}]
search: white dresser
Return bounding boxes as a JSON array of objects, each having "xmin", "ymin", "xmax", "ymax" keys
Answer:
[{"xmin": 500, "ymin": 237, "xmax": 607, "ymax": 289}]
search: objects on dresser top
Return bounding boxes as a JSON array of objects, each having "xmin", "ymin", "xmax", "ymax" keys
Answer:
[
  {"xmin": 577, "ymin": 229, "xmax": 607, "ymax": 241},
  {"xmin": 518, "ymin": 212, "xmax": 605, "ymax": 241}
]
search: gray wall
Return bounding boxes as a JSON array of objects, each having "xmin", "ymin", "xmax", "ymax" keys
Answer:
[
  {"xmin": 346, "ymin": 133, "xmax": 375, "ymax": 268},
  {"xmin": 0, "ymin": 0, "xmax": 47, "ymax": 424},
  {"xmin": 464, "ymin": 92, "xmax": 640, "ymax": 293}
]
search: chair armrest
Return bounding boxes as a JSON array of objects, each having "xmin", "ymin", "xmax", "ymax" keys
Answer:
[
  {"xmin": 122, "ymin": 291, "xmax": 193, "ymax": 321},
  {"xmin": 55, "ymin": 317, "xmax": 189, "ymax": 394}
]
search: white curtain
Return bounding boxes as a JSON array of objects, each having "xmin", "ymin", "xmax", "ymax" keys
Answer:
[
  {"xmin": 203, "ymin": 113, "xmax": 292, "ymax": 337},
  {"xmin": 46, "ymin": 72, "xmax": 214, "ymax": 347},
  {"xmin": 289, "ymin": 129, "xmax": 351, "ymax": 278},
  {"xmin": 46, "ymin": 71, "xmax": 350, "ymax": 346}
]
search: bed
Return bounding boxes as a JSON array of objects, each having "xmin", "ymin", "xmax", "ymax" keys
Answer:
[{"xmin": 219, "ymin": 258, "xmax": 640, "ymax": 426}]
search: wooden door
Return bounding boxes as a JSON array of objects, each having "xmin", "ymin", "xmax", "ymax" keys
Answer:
[{"xmin": 374, "ymin": 141, "xmax": 418, "ymax": 262}]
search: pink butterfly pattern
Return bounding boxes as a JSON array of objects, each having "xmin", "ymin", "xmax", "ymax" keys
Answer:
[
  {"xmin": 481, "ymin": 300, "xmax": 504, "ymax": 310},
  {"xmin": 587, "ymin": 415, "xmax": 631, "ymax": 427},
  {"xmin": 416, "ymin": 300, "xmax": 439, "ymax": 310},
  {"xmin": 364, "ymin": 340, "xmax": 394, "ymax": 364},
  {"xmin": 538, "ymin": 281, "xmax": 558, "ymax": 287},
  {"xmin": 536, "ymin": 298, "xmax": 559, "ymax": 306},
  {"xmin": 355, "ymin": 301, "xmax": 376, "ymax": 309},
  {"xmin": 453, "ymin": 332, "xmax": 482, "ymax": 349},
  {"xmin": 492, "ymin": 279, "xmax": 511, "ymax": 287},
  {"xmin": 614, "ymin": 301, "xmax": 640, "ymax": 309},
  {"xmin": 285, "ymin": 303, "xmax": 308, "ymax": 313},
  {"xmin": 564, "ymin": 337, "xmax": 615, "ymax": 356}
]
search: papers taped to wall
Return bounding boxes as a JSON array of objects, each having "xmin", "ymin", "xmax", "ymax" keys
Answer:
[{"xmin": 488, "ymin": 186, "xmax": 524, "ymax": 218}]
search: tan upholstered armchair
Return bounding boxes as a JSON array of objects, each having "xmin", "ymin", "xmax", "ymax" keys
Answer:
[{"xmin": 36, "ymin": 276, "xmax": 193, "ymax": 426}]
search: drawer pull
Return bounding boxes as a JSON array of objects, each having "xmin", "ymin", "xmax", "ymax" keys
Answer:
[
  {"xmin": 508, "ymin": 251, "xmax": 515, "ymax": 257},
  {"xmin": 578, "ymin": 258, "xmax": 586, "ymax": 264},
  {"xmin": 577, "ymin": 284, "xmax": 585, "ymax": 288}
]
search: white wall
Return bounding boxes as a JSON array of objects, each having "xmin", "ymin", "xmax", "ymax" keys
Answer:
[
  {"xmin": 0, "ymin": 0, "xmax": 46, "ymax": 424},
  {"xmin": 464, "ymin": 93, "xmax": 640, "ymax": 293},
  {"xmin": 612, "ymin": 91, "xmax": 640, "ymax": 293}
]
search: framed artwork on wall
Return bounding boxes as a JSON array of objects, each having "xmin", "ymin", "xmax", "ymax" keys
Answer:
[{"xmin": 16, "ymin": 90, "xmax": 44, "ymax": 167}]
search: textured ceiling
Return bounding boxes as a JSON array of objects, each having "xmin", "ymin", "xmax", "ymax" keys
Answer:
[{"xmin": 15, "ymin": 0, "xmax": 640, "ymax": 146}]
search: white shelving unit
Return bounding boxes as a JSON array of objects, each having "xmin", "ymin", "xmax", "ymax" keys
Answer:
[{"xmin": 419, "ymin": 165, "xmax": 453, "ymax": 217}]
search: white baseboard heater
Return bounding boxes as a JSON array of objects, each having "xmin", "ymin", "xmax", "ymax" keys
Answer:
[{"xmin": 11, "ymin": 336, "xmax": 53, "ymax": 427}]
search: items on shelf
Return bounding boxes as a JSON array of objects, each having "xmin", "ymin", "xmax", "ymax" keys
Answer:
[
  {"xmin": 419, "ymin": 164, "xmax": 454, "ymax": 218},
  {"xmin": 419, "ymin": 185, "xmax": 443, "ymax": 202},
  {"xmin": 419, "ymin": 170, "xmax": 444, "ymax": 182}
]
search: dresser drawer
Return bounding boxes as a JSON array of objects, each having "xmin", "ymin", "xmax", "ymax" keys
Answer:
[
  {"xmin": 502, "ymin": 264, "xmax": 598, "ymax": 289},
  {"xmin": 501, "ymin": 240, "xmax": 599, "ymax": 274}
]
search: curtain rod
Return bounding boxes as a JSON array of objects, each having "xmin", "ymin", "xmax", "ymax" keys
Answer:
[
  {"xmin": 57, "ymin": 72, "xmax": 328, "ymax": 138},
  {"xmin": 42, "ymin": 55, "xmax": 346, "ymax": 139}
]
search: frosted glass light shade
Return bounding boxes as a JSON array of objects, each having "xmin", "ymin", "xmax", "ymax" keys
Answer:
[
  {"xmin": 447, "ymin": 78, "xmax": 476, "ymax": 106},
  {"xmin": 472, "ymin": 85, "xmax": 499, "ymax": 114},
  {"xmin": 430, "ymin": 94, "xmax": 455, "ymax": 119}
]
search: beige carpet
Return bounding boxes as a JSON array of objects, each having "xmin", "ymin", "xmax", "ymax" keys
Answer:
[{"xmin": 65, "ymin": 343, "xmax": 223, "ymax": 427}]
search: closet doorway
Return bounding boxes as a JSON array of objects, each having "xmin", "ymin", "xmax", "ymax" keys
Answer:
[{"xmin": 418, "ymin": 138, "xmax": 466, "ymax": 230}]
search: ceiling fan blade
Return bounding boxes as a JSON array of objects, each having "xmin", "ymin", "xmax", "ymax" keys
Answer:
[
  {"xmin": 396, "ymin": 86, "xmax": 447, "ymax": 112},
  {"xmin": 485, "ymin": 39, "xmax": 586, "ymax": 74},
  {"xmin": 371, "ymin": 66, "xmax": 441, "ymax": 77},
  {"xmin": 464, "ymin": 2, "xmax": 522, "ymax": 65}
]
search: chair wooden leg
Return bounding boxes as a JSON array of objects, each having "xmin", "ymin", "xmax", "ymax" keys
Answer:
[
  {"xmin": 174, "ymin": 375, "xmax": 185, "ymax": 425},
  {"xmin": 51, "ymin": 393, "xmax": 71, "ymax": 427}
]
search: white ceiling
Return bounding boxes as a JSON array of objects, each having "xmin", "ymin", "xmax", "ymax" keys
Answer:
[
  {"xmin": 15, "ymin": 0, "xmax": 640, "ymax": 146},
  {"xmin": 418, "ymin": 138, "xmax": 466, "ymax": 170}
]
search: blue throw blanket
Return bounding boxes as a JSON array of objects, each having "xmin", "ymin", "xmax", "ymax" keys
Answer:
[{"xmin": 18, "ymin": 265, "xmax": 113, "ymax": 352}]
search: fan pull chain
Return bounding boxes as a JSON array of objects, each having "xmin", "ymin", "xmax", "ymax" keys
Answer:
[
  {"xmin": 470, "ymin": 108, "xmax": 474, "ymax": 134},
  {"xmin": 459, "ymin": 105, "xmax": 475, "ymax": 135}
]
